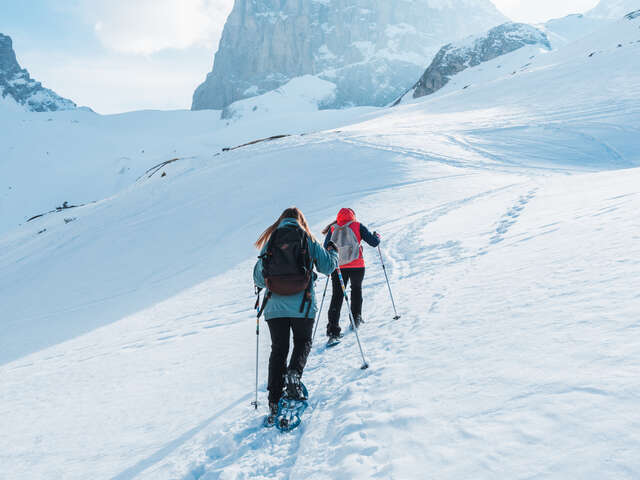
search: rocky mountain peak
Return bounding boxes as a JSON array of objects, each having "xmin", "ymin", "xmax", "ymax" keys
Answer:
[
  {"xmin": 192, "ymin": 0, "xmax": 508, "ymax": 111},
  {"xmin": 405, "ymin": 22, "xmax": 551, "ymax": 101},
  {"xmin": 0, "ymin": 33, "xmax": 20, "ymax": 73},
  {"xmin": 0, "ymin": 32, "xmax": 76, "ymax": 112}
]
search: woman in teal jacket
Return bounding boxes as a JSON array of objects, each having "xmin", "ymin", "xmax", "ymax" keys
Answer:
[{"xmin": 254, "ymin": 207, "xmax": 338, "ymax": 422}]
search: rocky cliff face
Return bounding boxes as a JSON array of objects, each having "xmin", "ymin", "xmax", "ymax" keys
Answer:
[
  {"xmin": 192, "ymin": 0, "xmax": 508, "ymax": 110},
  {"xmin": 408, "ymin": 22, "xmax": 551, "ymax": 100},
  {"xmin": 0, "ymin": 33, "xmax": 76, "ymax": 112}
]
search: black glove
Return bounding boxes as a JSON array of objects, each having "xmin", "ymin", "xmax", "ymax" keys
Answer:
[
  {"xmin": 326, "ymin": 240, "xmax": 338, "ymax": 252},
  {"xmin": 373, "ymin": 231, "xmax": 381, "ymax": 240}
]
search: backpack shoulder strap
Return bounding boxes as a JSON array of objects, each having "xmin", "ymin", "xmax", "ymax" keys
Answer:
[{"xmin": 299, "ymin": 228, "xmax": 313, "ymax": 270}]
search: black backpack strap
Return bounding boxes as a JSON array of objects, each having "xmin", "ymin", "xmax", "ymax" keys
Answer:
[
  {"xmin": 297, "ymin": 231, "xmax": 314, "ymax": 319},
  {"xmin": 259, "ymin": 232, "xmax": 276, "ymax": 276}
]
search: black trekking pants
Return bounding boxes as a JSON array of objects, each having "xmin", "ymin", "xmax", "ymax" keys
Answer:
[
  {"xmin": 266, "ymin": 317, "xmax": 314, "ymax": 403},
  {"xmin": 327, "ymin": 267, "xmax": 365, "ymax": 336}
]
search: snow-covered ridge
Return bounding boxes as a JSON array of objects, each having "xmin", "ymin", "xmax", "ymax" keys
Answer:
[
  {"xmin": 191, "ymin": 0, "xmax": 507, "ymax": 110},
  {"xmin": 540, "ymin": 14, "xmax": 611, "ymax": 48},
  {"xmin": 397, "ymin": 22, "xmax": 550, "ymax": 103},
  {"xmin": 221, "ymin": 75, "xmax": 338, "ymax": 121},
  {"xmin": 588, "ymin": 0, "xmax": 640, "ymax": 19},
  {"xmin": 0, "ymin": 33, "xmax": 76, "ymax": 112},
  {"xmin": 625, "ymin": 9, "xmax": 640, "ymax": 20}
]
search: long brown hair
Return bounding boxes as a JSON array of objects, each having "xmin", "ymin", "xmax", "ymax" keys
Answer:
[
  {"xmin": 255, "ymin": 207, "xmax": 316, "ymax": 249},
  {"xmin": 321, "ymin": 222, "xmax": 336, "ymax": 235}
]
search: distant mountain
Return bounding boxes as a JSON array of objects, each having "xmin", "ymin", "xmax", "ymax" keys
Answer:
[
  {"xmin": 397, "ymin": 22, "xmax": 551, "ymax": 103},
  {"xmin": 0, "ymin": 33, "xmax": 76, "ymax": 112},
  {"xmin": 192, "ymin": 0, "xmax": 508, "ymax": 111},
  {"xmin": 587, "ymin": 0, "xmax": 640, "ymax": 19}
]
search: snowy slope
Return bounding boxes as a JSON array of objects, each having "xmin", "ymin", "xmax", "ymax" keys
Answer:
[
  {"xmin": 2, "ymin": 12, "xmax": 640, "ymax": 480},
  {"xmin": 0, "ymin": 103, "xmax": 379, "ymax": 364},
  {"xmin": 588, "ymin": 0, "xmax": 640, "ymax": 18},
  {"xmin": 0, "ymin": 103, "xmax": 376, "ymax": 238},
  {"xmin": 221, "ymin": 76, "xmax": 339, "ymax": 121},
  {"xmin": 541, "ymin": 13, "xmax": 615, "ymax": 48}
]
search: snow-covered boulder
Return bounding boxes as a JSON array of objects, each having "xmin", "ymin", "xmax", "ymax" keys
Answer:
[
  {"xmin": 0, "ymin": 33, "xmax": 76, "ymax": 112},
  {"xmin": 192, "ymin": 0, "xmax": 508, "ymax": 111},
  {"xmin": 401, "ymin": 22, "xmax": 551, "ymax": 102},
  {"xmin": 221, "ymin": 75, "xmax": 336, "ymax": 120}
]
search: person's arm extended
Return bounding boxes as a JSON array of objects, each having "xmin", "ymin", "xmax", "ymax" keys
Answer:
[
  {"xmin": 323, "ymin": 228, "xmax": 333, "ymax": 249},
  {"xmin": 360, "ymin": 224, "xmax": 380, "ymax": 247},
  {"xmin": 311, "ymin": 238, "xmax": 339, "ymax": 275}
]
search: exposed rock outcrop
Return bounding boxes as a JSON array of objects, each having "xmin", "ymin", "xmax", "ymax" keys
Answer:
[
  {"xmin": 0, "ymin": 33, "xmax": 76, "ymax": 112},
  {"xmin": 407, "ymin": 23, "xmax": 551, "ymax": 101},
  {"xmin": 192, "ymin": 0, "xmax": 508, "ymax": 110}
]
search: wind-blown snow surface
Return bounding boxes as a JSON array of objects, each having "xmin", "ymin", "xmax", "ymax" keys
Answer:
[{"xmin": 2, "ymin": 13, "xmax": 640, "ymax": 480}]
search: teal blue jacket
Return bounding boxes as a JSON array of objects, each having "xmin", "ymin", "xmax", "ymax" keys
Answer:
[{"xmin": 253, "ymin": 218, "xmax": 339, "ymax": 320}]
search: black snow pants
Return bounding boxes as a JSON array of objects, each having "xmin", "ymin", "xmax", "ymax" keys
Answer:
[
  {"xmin": 266, "ymin": 317, "xmax": 314, "ymax": 403},
  {"xmin": 327, "ymin": 267, "xmax": 365, "ymax": 336}
]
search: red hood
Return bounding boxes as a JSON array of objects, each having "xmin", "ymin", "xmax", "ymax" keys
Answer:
[{"xmin": 336, "ymin": 208, "xmax": 356, "ymax": 226}]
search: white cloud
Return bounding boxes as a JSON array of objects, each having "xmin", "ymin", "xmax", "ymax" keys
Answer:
[
  {"xmin": 491, "ymin": 0, "xmax": 600, "ymax": 23},
  {"xmin": 82, "ymin": 0, "xmax": 234, "ymax": 55}
]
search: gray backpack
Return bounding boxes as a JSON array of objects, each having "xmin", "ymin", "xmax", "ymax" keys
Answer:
[{"xmin": 331, "ymin": 221, "xmax": 360, "ymax": 265}]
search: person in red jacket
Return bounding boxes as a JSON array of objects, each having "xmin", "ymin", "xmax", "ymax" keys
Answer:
[{"xmin": 322, "ymin": 208, "xmax": 380, "ymax": 341}]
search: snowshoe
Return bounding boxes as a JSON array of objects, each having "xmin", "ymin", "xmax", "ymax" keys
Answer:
[
  {"xmin": 275, "ymin": 383, "xmax": 309, "ymax": 432},
  {"xmin": 326, "ymin": 333, "xmax": 343, "ymax": 348}
]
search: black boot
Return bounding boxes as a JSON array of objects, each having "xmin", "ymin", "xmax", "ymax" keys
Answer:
[
  {"xmin": 354, "ymin": 314, "xmax": 364, "ymax": 328},
  {"xmin": 264, "ymin": 400, "xmax": 279, "ymax": 427},
  {"xmin": 326, "ymin": 332, "xmax": 343, "ymax": 347},
  {"xmin": 284, "ymin": 370, "xmax": 307, "ymax": 401}
]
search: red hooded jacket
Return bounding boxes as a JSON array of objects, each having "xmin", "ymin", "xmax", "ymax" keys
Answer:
[{"xmin": 325, "ymin": 208, "xmax": 379, "ymax": 269}]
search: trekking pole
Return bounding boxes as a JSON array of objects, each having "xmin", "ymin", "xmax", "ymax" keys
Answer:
[
  {"xmin": 251, "ymin": 288, "xmax": 261, "ymax": 409},
  {"xmin": 377, "ymin": 245, "xmax": 400, "ymax": 320},
  {"xmin": 311, "ymin": 275, "xmax": 330, "ymax": 342},
  {"xmin": 336, "ymin": 267, "xmax": 369, "ymax": 370}
]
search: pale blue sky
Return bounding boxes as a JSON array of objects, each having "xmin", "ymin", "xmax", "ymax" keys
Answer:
[{"xmin": 0, "ymin": 0, "xmax": 601, "ymax": 114}]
